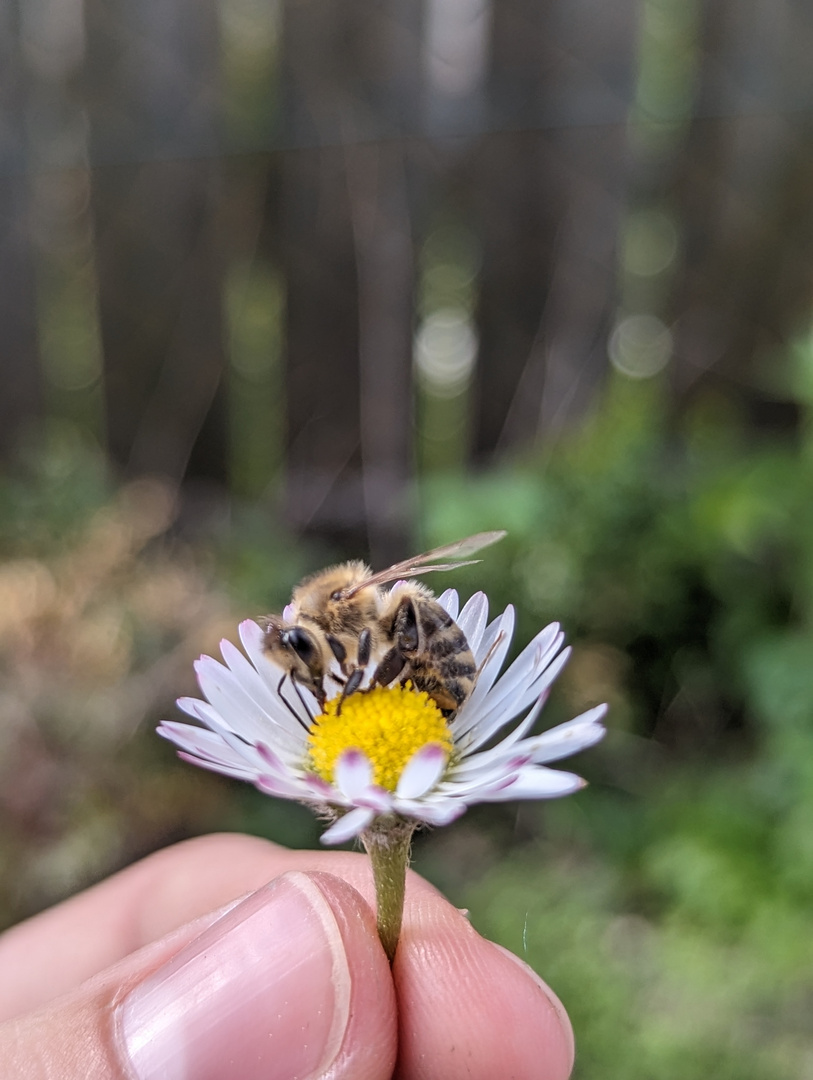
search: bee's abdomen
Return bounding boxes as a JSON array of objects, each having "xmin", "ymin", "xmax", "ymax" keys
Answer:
[
  {"xmin": 418, "ymin": 602, "xmax": 454, "ymax": 635},
  {"xmin": 438, "ymin": 654, "xmax": 476, "ymax": 677},
  {"xmin": 412, "ymin": 601, "xmax": 476, "ymax": 711},
  {"xmin": 413, "ymin": 668, "xmax": 471, "ymax": 711}
]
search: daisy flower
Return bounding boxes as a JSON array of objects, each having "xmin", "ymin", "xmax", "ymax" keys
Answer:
[{"xmin": 159, "ymin": 589, "xmax": 606, "ymax": 958}]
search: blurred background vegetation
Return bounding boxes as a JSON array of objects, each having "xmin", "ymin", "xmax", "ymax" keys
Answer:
[{"xmin": 3, "ymin": 0, "xmax": 813, "ymax": 1076}]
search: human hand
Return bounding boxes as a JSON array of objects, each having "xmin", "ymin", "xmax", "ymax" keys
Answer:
[{"xmin": 0, "ymin": 834, "xmax": 574, "ymax": 1079}]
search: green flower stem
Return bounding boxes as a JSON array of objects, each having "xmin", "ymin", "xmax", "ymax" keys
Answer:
[{"xmin": 362, "ymin": 819, "xmax": 415, "ymax": 964}]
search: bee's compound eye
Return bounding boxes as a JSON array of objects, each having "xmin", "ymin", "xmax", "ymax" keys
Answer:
[
  {"xmin": 283, "ymin": 627, "xmax": 315, "ymax": 663},
  {"xmin": 330, "ymin": 590, "xmax": 344, "ymax": 602}
]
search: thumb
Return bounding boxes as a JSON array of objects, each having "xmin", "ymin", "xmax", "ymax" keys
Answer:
[{"xmin": 0, "ymin": 871, "xmax": 396, "ymax": 1080}]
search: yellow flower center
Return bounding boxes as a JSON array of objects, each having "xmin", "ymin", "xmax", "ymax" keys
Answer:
[{"xmin": 307, "ymin": 685, "xmax": 453, "ymax": 792}]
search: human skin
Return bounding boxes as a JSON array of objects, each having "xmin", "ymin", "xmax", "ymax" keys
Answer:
[{"xmin": 0, "ymin": 833, "xmax": 575, "ymax": 1080}]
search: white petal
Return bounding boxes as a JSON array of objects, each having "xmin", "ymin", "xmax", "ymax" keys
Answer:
[
  {"xmin": 237, "ymin": 617, "xmax": 267, "ymax": 654},
  {"xmin": 238, "ymin": 620, "xmax": 315, "ymax": 731},
  {"xmin": 221, "ymin": 637, "xmax": 274, "ymax": 701},
  {"xmin": 303, "ymin": 775, "xmax": 337, "ymax": 800},
  {"xmin": 462, "ymin": 647, "xmax": 572, "ymax": 754},
  {"xmin": 158, "ymin": 721, "xmax": 250, "ymax": 769},
  {"xmin": 199, "ymin": 659, "xmax": 310, "ymax": 760},
  {"xmin": 321, "ymin": 806, "xmax": 376, "ymax": 845},
  {"xmin": 396, "ymin": 744, "xmax": 448, "ymax": 799},
  {"xmin": 454, "ymin": 605, "xmax": 516, "ymax": 729},
  {"xmin": 501, "ymin": 626, "xmax": 565, "ymax": 703},
  {"xmin": 176, "ymin": 751, "xmax": 257, "ymax": 781},
  {"xmin": 436, "ymin": 588, "xmax": 459, "ymax": 619},
  {"xmin": 449, "ymin": 694, "xmax": 550, "ymax": 778},
  {"xmin": 456, "ymin": 592, "xmax": 489, "ymax": 655},
  {"xmin": 334, "ymin": 750, "xmax": 374, "ymax": 800},
  {"xmin": 177, "ymin": 686, "xmax": 304, "ymax": 770},
  {"xmin": 474, "ymin": 689, "xmax": 551, "ymax": 758},
  {"xmin": 463, "ymin": 705, "xmax": 605, "ymax": 775},
  {"xmin": 478, "ymin": 767, "xmax": 585, "ymax": 801},
  {"xmin": 458, "ymin": 624, "xmax": 563, "ymax": 741},
  {"xmin": 177, "ymin": 696, "xmax": 237, "ymax": 737},
  {"xmin": 256, "ymin": 772, "xmax": 312, "ymax": 798},
  {"xmin": 360, "ymin": 788, "xmax": 395, "ymax": 813},
  {"xmin": 525, "ymin": 707, "xmax": 608, "ymax": 763},
  {"xmin": 162, "ymin": 725, "xmax": 285, "ymax": 784},
  {"xmin": 166, "ymin": 706, "xmax": 275, "ymax": 774},
  {"xmin": 176, "ymin": 695, "xmax": 208, "ymax": 719},
  {"xmin": 255, "ymin": 740, "xmax": 295, "ymax": 775},
  {"xmin": 194, "ymin": 656, "xmax": 277, "ymax": 741},
  {"xmin": 442, "ymin": 768, "xmax": 519, "ymax": 797},
  {"xmin": 471, "ymin": 615, "xmax": 501, "ymax": 666},
  {"xmin": 395, "ymin": 795, "xmax": 467, "ymax": 826},
  {"xmin": 220, "ymin": 636, "xmax": 317, "ymax": 739}
]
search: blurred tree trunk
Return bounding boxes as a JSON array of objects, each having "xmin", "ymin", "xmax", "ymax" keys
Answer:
[
  {"xmin": 349, "ymin": 140, "xmax": 416, "ymax": 565},
  {"xmin": 471, "ymin": 0, "xmax": 562, "ymax": 460},
  {"xmin": 471, "ymin": 0, "xmax": 635, "ymax": 457},
  {"xmin": 0, "ymin": 1, "xmax": 42, "ymax": 460},
  {"xmin": 83, "ymin": 0, "xmax": 226, "ymax": 486},
  {"xmin": 279, "ymin": 1, "xmax": 420, "ymax": 564},
  {"xmin": 670, "ymin": 0, "xmax": 813, "ymax": 426}
]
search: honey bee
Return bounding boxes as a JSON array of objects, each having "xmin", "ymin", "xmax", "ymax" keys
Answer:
[{"xmin": 262, "ymin": 531, "xmax": 506, "ymax": 715}]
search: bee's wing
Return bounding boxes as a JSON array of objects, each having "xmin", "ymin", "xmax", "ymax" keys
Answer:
[
  {"xmin": 420, "ymin": 531, "xmax": 507, "ymax": 562},
  {"xmin": 343, "ymin": 530, "xmax": 506, "ymax": 596}
]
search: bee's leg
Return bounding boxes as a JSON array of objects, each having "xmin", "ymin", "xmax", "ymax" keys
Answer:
[
  {"xmin": 391, "ymin": 598, "xmax": 420, "ymax": 650},
  {"xmin": 357, "ymin": 628, "xmax": 372, "ymax": 667},
  {"xmin": 334, "ymin": 628, "xmax": 374, "ymax": 715},
  {"xmin": 344, "ymin": 668, "xmax": 366, "ymax": 697},
  {"xmin": 335, "ymin": 666, "xmax": 365, "ymax": 714},
  {"xmin": 326, "ymin": 634, "xmax": 349, "ymax": 675},
  {"xmin": 370, "ymin": 598, "xmax": 417, "ymax": 690},
  {"xmin": 371, "ymin": 646, "xmax": 408, "ymax": 689}
]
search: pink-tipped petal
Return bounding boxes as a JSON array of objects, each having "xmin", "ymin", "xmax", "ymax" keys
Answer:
[
  {"xmin": 255, "ymin": 740, "xmax": 287, "ymax": 772},
  {"xmin": 256, "ymin": 772, "xmax": 312, "ymax": 798},
  {"xmin": 159, "ymin": 722, "xmax": 251, "ymax": 768},
  {"xmin": 356, "ymin": 786, "xmax": 394, "ymax": 813},
  {"xmin": 483, "ymin": 767, "xmax": 585, "ymax": 800},
  {"xmin": 527, "ymin": 709, "xmax": 607, "ymax": 763},
  {"xmin": 334, "ymin": 749, "xmax": 374, "ymax": 800},
  {"xmin": 320, "ymin": 806, "xmax": 376, "ymax": 845},
  {"xmin": 406, "ymin": 797, "xmax": 468, "ymax": 826},
  {"xmin": 176, "ymin": 752, "xmax": 257, "ymax": 781},
  {"xmin": 303, "ymin": 775, "xmax": 336, "ymax": 799},
  {"xmin": 396, "ymin": 744, "xmax": 448, "ymax": 799}
]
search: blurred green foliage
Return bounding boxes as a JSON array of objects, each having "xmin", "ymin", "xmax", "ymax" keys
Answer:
[
  {"xmin": 415, "ymin": 357, "xmax": 813, "ymax": 1077},
  {"xmin": 5, "ymin": 353, "xmax": 813, "ymax": 1074}
]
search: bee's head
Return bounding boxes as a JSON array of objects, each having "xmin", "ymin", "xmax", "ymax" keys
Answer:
[{"xmin": 262, "ymin": 617, "xmax": 324, "ymax": 687}]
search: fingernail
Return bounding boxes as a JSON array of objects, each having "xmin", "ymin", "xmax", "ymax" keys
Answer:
[
  {"xmin": 492, "ymin": 944, "xmax": 575, "ymax": 1073},
  {"xmin": 117, "ymin": 872, "xmax": 350, "ymax": 1080}
]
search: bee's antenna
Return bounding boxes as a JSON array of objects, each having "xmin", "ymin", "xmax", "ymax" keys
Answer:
[{"xmin": 276, "ymin": 673, "xmax": 314, "ymax": 731}]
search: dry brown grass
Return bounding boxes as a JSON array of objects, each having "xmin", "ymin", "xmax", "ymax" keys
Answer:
[{"xmin": 0, "ymin": 478, "xmax": 242, "ymax": 927}]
